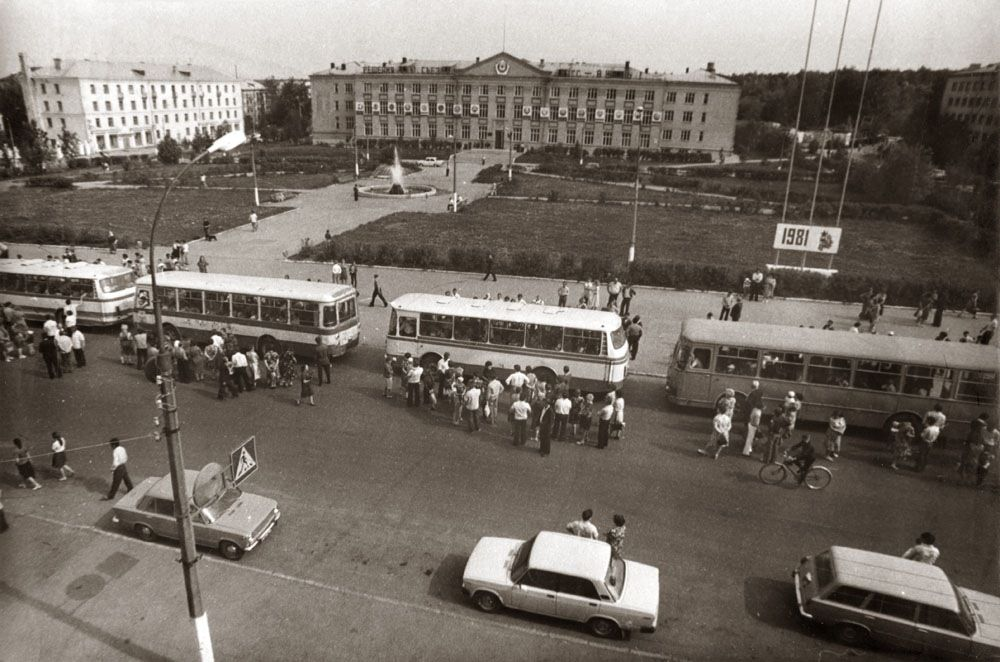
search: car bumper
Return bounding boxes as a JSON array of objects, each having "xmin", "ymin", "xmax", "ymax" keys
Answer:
[
  {"xmin": 640, "ymin": 625, "xmax": 656, "ymax": 634},
  {"xmin": 245, "ymin": 509, "xmax": 280, "ymax": 552}
]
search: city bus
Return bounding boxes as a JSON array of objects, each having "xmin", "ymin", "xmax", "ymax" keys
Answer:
[
  {"xmin": 665, "ymin": 318, "xmax": 998, "ymax": 437},
  {"xmin": 0, "ymin": 258, "xmax": 135, "ymax": 325},
  {"xmin": 133, "ymin": 271, "xmax": 359, "ymax": 356},
  {"xmin": 385, "ymin": 293, "xmax": 629, "ymax": 392}
]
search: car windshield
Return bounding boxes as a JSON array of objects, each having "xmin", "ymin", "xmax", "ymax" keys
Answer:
[
  {"xmin": 511, "ymin": 535, "xmax": 535, "ymax": 581},
  {"xmin": 197, "ymin": 486, "xmax": 242, "ymax": 524},
  {"xmin": 605, "ymin": 556, "xmax": 626, "ymax": 601}
]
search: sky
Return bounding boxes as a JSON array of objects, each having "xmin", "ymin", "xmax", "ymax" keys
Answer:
[{"xmin": 1, "ymin": 0, "xmax": 998, "ymax": 79}]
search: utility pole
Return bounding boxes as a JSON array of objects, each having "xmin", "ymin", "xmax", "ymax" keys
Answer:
[
  {"xmin": 627, "ymin": 107, "xmax": 643, "ymax": 278},
  {"xmin": 249, "ymin": 116, "xmax": 260, "ymax": 207}
]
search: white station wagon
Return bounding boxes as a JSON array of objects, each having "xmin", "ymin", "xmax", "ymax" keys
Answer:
[{"xmin": 462, "ymin": 531, "xmax": 660, "ymax": 638}]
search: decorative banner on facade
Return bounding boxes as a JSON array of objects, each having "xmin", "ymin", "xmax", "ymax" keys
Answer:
[
  {"xmin": 632, "ymin": 109, "xmax": 643, "ymax": 122},
  {"xmin": 470, "ymin": 104, "xmax": 480, "ymax": 115},
  {"xmin": 452, "ymin": 103, "xmax": 462, "ymax": 116},
  {"xmin": 402, "ymin": 102, "xmax": 412, "ymax": 114},
  {"xmin": 522, "ymin": 105, "xmax": 533, "ymax": 117},
  {"xmin": 436, "ymin": 103, "xmax": 446, "ymax": 114},
  {"xmin": 371, "ymin": 101, "xmax": 381, "ymax": 114},
  {"xmin": 539, "ymin": 107, "xmax": 550, "ymax": 119},
  {"xmin": 772, "ymin": 224, "xmax": 843, "ymax": 254},
  {"xmin": 576, "ymin": 108, "xmax": 587, "ymax": 120},
  {"xmin": 558, "ymin": 107, "xmax": 568, "ymax": 119},
  {"xmin": 594, "ymin": 109, "xmax": 606, "ymax": 121},
  {"xmin": 613, "ymin": 109, "xmax": 625, "ymax": 121},
  {"xmin": 651, "ymin": 111, "xmax": 663, "ymax": 122},
  {"xmin": 419, "ymin": 103, "xmax": 429, "ymax": 115},
  {"xmin": 355, "ymin": 102, "xmax": 365, "ymax": 113},
  {"xmin": 386, "ymin": 102, "xmax": 397, "ymax": 114}
]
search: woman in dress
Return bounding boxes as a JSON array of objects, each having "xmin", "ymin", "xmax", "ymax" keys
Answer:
[
  {"xmin": 174, "ymin": 340, "xmax": 191, "ymax": 383},
  {"xmin": 606, "ymin": 514, "xmax": 626, "ymax": 559},
  {"xmin": 264, "ymin": 349, "xmax": 280, "ymax": 389},
  {"xmin": 537, "ymin": 396, "xmax": 554, "ymax": 457},
  {"xmin": 50, "ymin": 432, "xmax": 76, "ymax": 480},
  {"xmin": 246, "ymin": 347, "xmax": 261, "ymax": 387},
  {"xmin": 890, "ymin": 421, "xmax": 915, "ymax": 471},
  {"xmin": 279, "ymin": 349, "xmax": 298, "ymax": 387},
  {"xmin": 611, "ymin": 390, "xmax": 626, "ymax": 439},
  {"xmin": 12, "ymin": 438, "xmax": 42, "ymax": 490},
  {"xmin": 297, "ymin": 364, "xmax": 315, "ymax": 406},
  {"xmin": 569, "ymin": 389, "xmax": 583, "ymax": 440},
  {"xmin": 189, "ymin": 344, "xmax": 206, "ymax": 382},
  {"xmin": 763, "ymin": 273, "xmax": 776, "ymax": 301}
]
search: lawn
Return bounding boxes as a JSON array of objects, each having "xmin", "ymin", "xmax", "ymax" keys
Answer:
[
  {"xmin": 498, "ymin": 173, "xmax": 740, "ymax": 206},
  {"xmin": 0, "ymin": 187, "xmax": 292, "ymax": 247},
  {"xmin": 334, "ymin": 197, "xmax": 989, "ymax": 287},
  {"xmin": 205, "ymin": 172, "xmax": 342, "ymax": 189}
]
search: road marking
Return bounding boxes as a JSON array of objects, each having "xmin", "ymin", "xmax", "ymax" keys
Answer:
[{"xmin": 25, "ymin": 513, "xmax": 687, "ymax": 661}]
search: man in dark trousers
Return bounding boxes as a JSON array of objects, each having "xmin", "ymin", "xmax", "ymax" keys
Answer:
[
  {"xmin": 483, "ymin": 253, "xmax": 497, "ymax": 281},
  {"xmin": 101, "ymin": 438, "xmax": 134, "ymax": 500},
  {"xmin": 370, "ymin": 274, "xmax": 388, "ymax": 307},
  {"xmin": 39, "ymin": 334, "xmax": 62, "ymax": 379},
  {"xmin": 202, "ymin": 220, "xmax": 216, "ymax": 241},
  {"xmin": 627, "ymin": 316, "xmax": 643, "ymax": 360},
  {"xmin": 353, "ymin": 184, "xmax": 359, "ymax": 202},
  {"xmin": 315, "ymin": 336, "xmax": 332, "ymax": 385}
]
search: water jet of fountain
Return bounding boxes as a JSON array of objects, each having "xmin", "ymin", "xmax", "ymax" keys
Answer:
[{"xmin": 388, "ymin": 147, "xmax": 406, "ymax": 195}]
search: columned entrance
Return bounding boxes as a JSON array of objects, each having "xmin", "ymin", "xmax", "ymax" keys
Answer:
[{"xmin": 494, "ymin": 130, "xmax": 504, "ymax": 149}]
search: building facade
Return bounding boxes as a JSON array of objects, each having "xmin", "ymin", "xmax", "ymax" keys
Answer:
[
  {"xmin": 939, "ymin": 62, "xmax": 999, "ymax": 144},
  {"xmin": 241, "ymin": 80, "xmax": 271, "ymax": 134},
  {"xmin": 310, "ymin": 52, "xmax": 739, "ymax": 156},
  {"xmin": 18, "ymin": 53, "xmax": 243, "ymax": 158}
]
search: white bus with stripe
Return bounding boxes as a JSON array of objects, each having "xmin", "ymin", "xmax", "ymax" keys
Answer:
[
  {"xmin": 133, "ymin": 272, "xmax": 359, "ymax": 356},
  {"xmin": 386, "ymin": 293, "xmax": 629, "ymax": 392},
  {"xmin": 0, "ymin": 258, "xmax": 135, "ymax": 325}
]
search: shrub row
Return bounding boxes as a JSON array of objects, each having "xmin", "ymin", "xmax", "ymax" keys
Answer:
[
  {"xmin": 25, "ymin": 175, "xmax": 75, "ymax": 189},
  {"xmin": 295, "ymin": 239, "xmax": 993, "ymax": 310},
  {"xmin": 0, "ymin": 223, "xmax": 115, "ymax": 247}
]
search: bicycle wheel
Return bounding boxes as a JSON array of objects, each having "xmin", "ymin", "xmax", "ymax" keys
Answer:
[
  {"xmin": 804, "ymin": 466, "xmax": 832, "ymax": 490},
  {"xmin": 759, "ymin": 463, "xmax": 787, "ymax": 485}
]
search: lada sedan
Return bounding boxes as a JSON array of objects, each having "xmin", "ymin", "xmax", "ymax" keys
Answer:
[
  {"xmin": 462, "ymin": 531, "xmax": 660, "ymax": 638},
  {"xmin": 112, "ymin": 469, "xmax": 280, "ymax": 560}
]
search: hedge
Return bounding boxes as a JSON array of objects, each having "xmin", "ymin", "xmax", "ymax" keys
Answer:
[
  {"xmin": 295, "ymin": 239, "xmax": 994, "ymax": 311},
  {"xmin": 0, "ymin": 223, "xmax": 112, "ymax": 246},
  {"xmin": 25, "ymin": 175, "xmax": 75, "ymax": 189}
]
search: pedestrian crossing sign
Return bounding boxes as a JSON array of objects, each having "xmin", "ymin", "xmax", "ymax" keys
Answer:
[{"xmin": 230, "ymin": 436, "xmax": 258, "ymax": 486}]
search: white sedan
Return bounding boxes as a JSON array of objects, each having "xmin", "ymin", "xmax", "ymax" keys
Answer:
[
  {"xmin": 420, "ymin": 156, "xmax": 443, "ymax": 167},
  {"xmin": 462, "ymin": 531, "xmax": 660, "ymax": 638}
]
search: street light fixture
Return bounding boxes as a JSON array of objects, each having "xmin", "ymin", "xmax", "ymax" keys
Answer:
[
  {"xmin": 148, "ymin": 128, "xmax": 245, "ymax": 662},
  {"xmin": 627, "ymin": 106, "xmax": 643, "ymax": 276}
]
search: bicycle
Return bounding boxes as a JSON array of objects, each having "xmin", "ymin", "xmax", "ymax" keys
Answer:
[{"xmin": 759, "ymin": 455, "xmax": 832, "ymax": 490}]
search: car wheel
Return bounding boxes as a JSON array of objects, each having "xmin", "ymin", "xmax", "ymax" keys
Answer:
[
  {"xmin": 588, "ymin": 617, "xmax": 621, "ymax": 639},
  {"xmin": 835, "ymin": 623, "xmax": 870, "ymax": 647},
  {"xmin": 219, "ymin": 540, "xmax": 244, "ymax": 560},
  {"xmin": 134, "ymin": 523, "xmax": 155, "ymax": 541},
  {"xmin": 473, "ymin": 591, "xmax": 502, "ymax": 613}
]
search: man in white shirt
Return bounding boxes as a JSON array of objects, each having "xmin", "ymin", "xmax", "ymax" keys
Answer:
[
  {"xmin": 916, "ymin": 417, "xmax": 941, "ymax": 472},
  {"xmin": 505, "ymin": 365, "xmax": 527, "ymax": 392},
  {"xmin": 331, "ymin": 261, "xmax": 342, "ymax": 283},
  {"xmin": 210, "ymin": 330, "xmax": 225, "ymax": 349},
  {"xmin": 553, "ymin": 393, "xmax": 572, "ymax": 440},
  {"xmin": 436, "ymin": 353, "xmax": 450, "ymax": 374},
  {"xmin": 464, "ymin": 380, "xmax": 482, "ymax": 432},
  {"xmin": 230, "ymin": 350, "xmax": 251, "ymax": 392},
  {"xmin": 406, "ymin": 364, "xmax": 424, "ymax": 407},
  {"xmin": 63, "ymin": 299, "xmax": 78, "ymax": 329},
  {"xmin": 70, "ymin": 327, "xmax": 86, "ymax": 367},
  {"xmin": 902, "ymin": 532, "xmax": 940, "ymax": 565},
  {"xmin": 101, "ymin": 438, "xmax": 133, "ymax": 500},
  {"xmin": 485, "ymin": 376, "xmax": 504, "ymax": 425},
  {"xmin": 565, "ymin": 509, "xmax": 600, "ymax": 539},
  {"xmin": 56, "ymin": 331, "xmax": 74, "ymax": 373},
  {"xmin": 509, "ymin": 395, "xmax": 532, "ymax": 446}
]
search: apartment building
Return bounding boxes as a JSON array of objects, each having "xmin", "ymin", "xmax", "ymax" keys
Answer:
[{"xmin": 939, "ymin": 62, "xmax": 999, "ymax": 144}]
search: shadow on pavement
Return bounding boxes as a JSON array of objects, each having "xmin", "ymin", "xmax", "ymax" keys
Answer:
[
  {"xmin": 426, "ymin": 553, "xmax": 468, "ymax": 605},
  {"xmin": 743, "ymin": 576, "xmax": 804, "ymax": 634}
]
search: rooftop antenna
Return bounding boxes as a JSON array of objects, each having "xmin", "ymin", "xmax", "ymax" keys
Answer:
[{"xmin": 502, "ymin": 4, "xmax": 507, "ymax": 51}]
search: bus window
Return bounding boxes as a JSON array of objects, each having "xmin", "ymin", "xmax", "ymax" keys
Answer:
[
  {"xmin": 420, "ymin": 313, "xmax": 454, "ymax": 339},
  {"xmin": 323, "ymin": 304, "xmax": 338, "ymax": 327},
  {"xmin": 260, "ymin": 297, "xmax": 288, "ymax": 324},
  {"xmin": 955, "ymin": 370, "xmax": 997, "ymax": 405},
  {"xmin": 715, "ymin": 346, "xmax": 759, "ymax": 376},
  {"xmin": 137, "ymin": 288, "xmax": 152, "ymax": 309},
  {"xmin": 399, "ymin": 315, "xmax": 417, "ymax": 338},
  {"xmin": 685, "ymin": 347, "xmax": 711, "ymax": 370},
  {"xmin": 761, "ymin": 351, "xmax": 804, "ymax": 382},
  {"xmin": 806, "ymin": 356, "xmax": 852, "ymax": 387},
  {"xmin": 232, "ymin": 294, "xmax": 259, "ymax": 320},
  {"xmin": 290, "ymin": 301, "xmax": 317, "ymax": 327},
  {"xmin": 178, "ymin": 289, "xmax": 203, "ymax": 314},
  {"xmin": 26, "ymin": 276, "xmax": 48, "ymax": 294},
  {"xmin": 564, "ymin": 328, "xmax": 602, "ymax": 355},
  {"xmin": 490, "ymin": 320, "xmax": 526, "ymax": 347},
  {"xmin": 68, "ymin": 279, "xmax": 93, "ymax": 299},
  {"xmin": 0, "ymin": 273, "xmax": 25, "ymax": 291},
  {"xmin": 205, "ymin": 291, "xmax": 230, "ymax": 316},
  {"xmin": 99, "ymin": 273, "xmax": 134, "ymax": 294},
  {"xmin": 454, "ymin": 316, "xmax": 488, "ymax": 342},
  {"xmin": 853, "ymin": 360, "xmax": 902, "ymax": 393},
  {"xmin": 337, "ymin": 298, "xmax": 357, "ymax": 323},
  {"xmin": 526, "ymin": 324, "xmax": 562, "ymax": 351},
  {"xmin": 155, "ymin": 287, "xmax": 177, "ymax": 312},
  {"xmin": 903, "ymin": 365, "xmax": 953, "ymax": 398}
]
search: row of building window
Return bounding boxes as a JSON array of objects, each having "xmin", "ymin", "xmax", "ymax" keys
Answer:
[
  {"xmin": 37, "ymin": 81, "xmax": 236, "ymax": 96},
  {"xmin": 943, "ymin": 111, "xmax": 998, "ymax": 126},
  {"xmin": 85, "ymin": 108, "xmax": 236, "ymax": 129},
  {"xmin": 951, "ymin": 78, "xmax": 998, "ymax": 92},
  {"xmin": 357, "ymin": 120, "xmax": 703, "ymax": 144},
  {"xmin": 354, "ymin": 102, "xmax": 707, "ymax": 124},
  {"xmin": 946, "ymin": 95, "xmax": 998, "ymax": 109},
  {"xmin": 351, "ymin": 81, "xmax": 709, "ymax": 105},
  {"xmin": 90, "ymin": 123, "xmax": 238, "ymax": 150}
]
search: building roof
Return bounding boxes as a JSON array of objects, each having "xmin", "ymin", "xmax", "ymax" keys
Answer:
[
  {"xmin": 241, "ymin": 80, "xmax": 268, "ymax": 92},
  {"xmin": 950, "ymin": 63, "xmax": 1000, "ymax": 76},
  {"xmin": 529, "ymin": 531, "xmax": 612, "ymax": 582},
  {"xmin": 26, "ymin": 57, "xmax": 237, "ymax": 83},
  {"xmin": 829, "ymin": 546, "xmax": 959, "ymax": 612}
]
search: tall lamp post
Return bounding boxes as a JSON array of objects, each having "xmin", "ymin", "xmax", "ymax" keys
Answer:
[
  {"xmin": 448, "ymin": 132, "xmax": 459, "ymax": 211},
  {"xmin": 507, "ymin": 128, "xmax": 513, "ymax": 182},
  {"xmin": 148, "ymin": 129, "xmax": 245, "ymax": 662},
  {"xmin": 248, "ymin": 117, "xmax": 260, "ymax": 208},
  {"xmin": 627, "ymin": 106, "xmax": 643, "ymax": 277}
]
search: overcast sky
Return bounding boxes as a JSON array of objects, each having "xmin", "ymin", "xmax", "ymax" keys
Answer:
[{"xmin": 2, "ymin": 0, "xmax": 997, "ymax": 79}]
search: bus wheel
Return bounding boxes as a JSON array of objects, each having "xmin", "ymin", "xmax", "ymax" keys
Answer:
[
  {"xmin": 257, "ymin": 335, "xmax": 281, "ymax": 356},
  {"xmin": 420, "ymin": 353, "xmax": 441, "ymax": 372},
  {"xmin": 161, "ymin": 324, "xmax": 180, "ymax": 345},
  {"xmin": 885, "ymin": 412, "xmax": 922, "ymax": 436},
  {"xmin": 533, "ymin": 367, "xmax": 557, "ymax": 387}
]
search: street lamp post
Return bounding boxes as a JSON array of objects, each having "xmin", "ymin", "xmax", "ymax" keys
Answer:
[
  {"xmin": 627, "ymin": 106, "xmax": 643, "ymax": 277},
  {"xmin": 148, "ymin": 129, "xmax": 245, "ymax": 662},
  {"xmin": 507, "ymin": 128, "xmax": 513, "ymax": 182},
  {"xmin": 248, "ymin": 117, "xmax": 260, "ymax": 207},
  {"xmin": 449, "ymin": 132, "xmax": 459, "ymax": 211}
]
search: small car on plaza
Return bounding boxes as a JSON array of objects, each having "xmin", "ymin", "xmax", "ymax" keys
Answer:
[
  {"xmin": 794, "ymin": 546, "xmax": 1000, "ymax": 658},
  {"xmin": 420, "ymin": 156, "xmax": 443, "ymax": 167},
  {"xmin": 111, "ymin": 466, "xmax": 280, "ymax": 560},
  {"xmin": 461, "ymin": 531, "xmax": 660, "ymax": 638}
]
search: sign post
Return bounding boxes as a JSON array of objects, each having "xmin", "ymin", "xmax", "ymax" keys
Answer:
[{"xmin": 230, "ymin": 436, "xmax": 259, "ymax": 487}]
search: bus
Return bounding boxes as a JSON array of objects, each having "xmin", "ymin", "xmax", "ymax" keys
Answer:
[
  {"xmin": 665, "ymin": 318, "xmax": 998, "ymax": 437},
  {"xmin": 385, "ymin": 293, "xmax": 629, "ymax": 392},
  {"xmin": 133, "ymin": 271, "xmax": 359, "ymax": 356},
  {"xmin": 0, "ymin": 258, "xmax": 135, "ymax": 325}
]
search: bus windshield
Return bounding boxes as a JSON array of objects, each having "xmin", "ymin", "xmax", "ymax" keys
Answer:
[{"xmin": 99, "ymin": 273, "xmax": 135, "ymax": 294}]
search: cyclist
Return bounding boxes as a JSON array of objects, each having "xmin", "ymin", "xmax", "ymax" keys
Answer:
[{"xmin": 786, "ymin": 434, "xmax": 816, "ymax": 485}]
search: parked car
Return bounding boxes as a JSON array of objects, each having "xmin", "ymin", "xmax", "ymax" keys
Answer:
[
  {"xmin": 111, "ymin": 468, "xmax": 280, "ymax": 560},
  {"xmin": 462, "ymin": 531, "xmax": 660, "ymax": 638},
  {"xmin": 447, "ymin": 194, "xmax": 468, "ymax": 212},
  {"xmin": 794, "ymin": 546, "xmax": 1000, "ymax": 658},
  {"xmin": 420, "ymin": 156, "xmax": 443, "ymax": 167}
]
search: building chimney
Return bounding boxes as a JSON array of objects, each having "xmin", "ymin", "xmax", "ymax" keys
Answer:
[
  {"xmin": 330, "ymin": 62, "xmax": 336, "ymax": 70},
  {"xmin": 476, "ymin": 56, "xmax": 480, "ymax": 63},
  {"xmin": 53, "ymin": 57, "xmax": 62, "ymax": 70},
  {"xmin": 625, "ymin": 60, "xmax": 630, "ymax": 70},
  {"xmin": 706, "ymin": 62, "xmax": 715, "ymax": 73},
  {"xmin": 644, "ymin": 67, "xmax": 649, "ymax": 74},
  {"xmin": 685, "ymin": 67, "xmax": 689, "ymax": 74},
  {"xmin": 540, "ymin": 58, "xmax": 545, "ymax": 67}
]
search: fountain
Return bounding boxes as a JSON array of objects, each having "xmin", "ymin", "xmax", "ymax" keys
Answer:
[{"xmin": 358, "ymin": 147, "xmax": 437, "ymax": 199}]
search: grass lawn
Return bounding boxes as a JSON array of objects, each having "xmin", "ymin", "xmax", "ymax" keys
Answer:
[
  {"xmin": 336, "ymin": 197, "xmax": 989, "ymax": 286},
  {"xmin": 205, "ymin": 172, "xmax": 342, "ymax": 189},
  {"xmin": 500, "ymin": 174, "xmax": 736, "ymax": 205},
  {"xmin": 0, "ymin": 187, "xmax": 292, "ymax": 247}
]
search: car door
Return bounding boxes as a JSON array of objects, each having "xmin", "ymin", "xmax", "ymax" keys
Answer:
[
  {"xmin": 509, "ymin": 570, "xmax": 560, "ymax": 617},
  {"xmin": 866, "ymin": 593, "xmax": 922, "ymax": 653},
  {"xmin": 149, "ymin": 498, "xmax": 178, "ymax": 538},
  {"xmin": 556, "ymin": 575, "xmax": 603, "ymax": 623},
  {"xmin": 915, "ymin": 605, "xmax": 974, "ymax": 658}
]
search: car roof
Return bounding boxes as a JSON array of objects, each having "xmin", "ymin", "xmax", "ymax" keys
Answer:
[
  {"xmin": 829, "ymin": 546, "xmax": 959, "ymax": 611},
  {"xmin": 145, "ymin": 470, "xmax": 201, "ymax": 501},
  {"xmin": 529, "ymin": 531, "xmax": 611, "ymax": 582}
]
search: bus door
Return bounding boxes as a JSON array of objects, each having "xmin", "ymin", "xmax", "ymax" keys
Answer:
[{"xmin": 669, "ymin": 342, "xmax": 713, "ymax": 404}]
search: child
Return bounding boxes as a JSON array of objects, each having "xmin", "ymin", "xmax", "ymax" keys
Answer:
[
  {"xmin": 50, "ymin": 432, "xmax": 76, "ymax": 480},
  {"xmin": 577, "ymin": 393, "xmax": 594, "ymax": 446},
  {"xmin": 297, "ymin": 364, "xmax": 315, "ymax": 406},
  {"xmin": 825, "ymin": 410, "xmax": 847, "ymax": 460}
]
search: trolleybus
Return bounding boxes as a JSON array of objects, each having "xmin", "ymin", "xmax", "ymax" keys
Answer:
[{"xmin": 0, "ymin": 258, "xmax": 135, "ymax": 325}]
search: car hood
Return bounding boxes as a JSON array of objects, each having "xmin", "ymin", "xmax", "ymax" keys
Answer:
[
  {"xmin": 463, "ymin": 537, "xmax": 522, "ymax": 587},
  {"xmin": 210, "ymin": 493, "xmax": 278, "ymax": 534},
  {"xmin": 618, "ymin": 560, "xmax": 660, "ymax": 618},
  {"xmin": 960, "ymin": 587, "xmax": 1000, "ymax": 647}
]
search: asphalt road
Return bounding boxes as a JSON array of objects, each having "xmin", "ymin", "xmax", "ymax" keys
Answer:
[{"xmin": 2, "ymin": 331, "xmax": 997, "ymax": 661}]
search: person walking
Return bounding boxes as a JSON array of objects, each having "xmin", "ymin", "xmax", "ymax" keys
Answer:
[
  {"xmin": 249, "ymin": 207, "xmax": 259, "ymax": 232},
  {"xmin": 825, "ymin": 410, "xmax": 847, "ymax": 460},
  {"xmin": 763, "ymin": 273, "xmax": 776, "ymax": 301},
  {"xmin": 133, "ymin": 327, "xmax": 149, "ymax": 369},
  {"xmin": 70, "ymin": 326, "xmax": 86, "ymax": 368},
  {"xmin": 39, "ymin": 334, "xmax": 61, "ymax": 379},
  {"xmin": 902, "ymin": 533, "xmax": 940, "ymax": 565},
  {"xmin": 297, "ymin": 364, "xmax": 316, "ymax": 406},
  {"xmin": 606, "ymin": 514, "xmax": 627, "ymax": 559},
  {"xmin": 537, "ymin": 397, "xmax": 554, "ymax": 457},
  {"xmin": 50, "ymin": 432, "xmax": 76, "ymax": 480},
  {"xmin": 577, "ymin": 393, "xmax": 594, "ymax": 446},
  {"xmin": 353, "ymin": 183, "xmax": 359, "ymax": 202},
  {"xmin": 606, "ymin": 277, "xmax": 622, "ymax": 309},
  {"xmin": 230, "ymin": 348, "xmax": 252, "ymax": 391},
  {"xmin": 118, "ymin": 324, "xmax": 135, "ymax": 365},
  {"xmin": 565, "ymin": 509, "xmax": 599, "ymax": 539},
  {"xmin": 190, "ymin": 343, "xmax": 206, "ymax": 382},
  {"xmin": 12, "ymin": 438, "xmax": 42, "ymax": 490},
  {"xmin": 464, "ymin": 378, "xmax": 482, "ymax": 432},
  {"xmin": 596, "ymin": 394, "xmax": 615, "ymax": 449},
  {"xmin": 699, "ymin": 404, "xmax": 732, "ymax": 459},
  {"xmin": 202, "ymin": 220, "xmax": 215, "ymax": 241},
  {"xmin": 510, "ymin": 392, "xmax": 532, "ymax": 446},
  {"xmin": 619, "ymin": 283, "xmax": 636, "ymax": 316},
  {"xmin": 890, "ymin": 421, "xmax": 915, "ymax": 471},
  {"xmin": 611, "ymin": 390, "xmax": 626, "ymax": 439},
  {"xmin": 348, "ymin": 261, "xmax": 358, "ymax": 289},
  {"xmin": 915, "ymin": 414, "xmax": 941, "ymax": 472},
  {"xmin": 197, "ymin": 255, "xmax": 209, "ymax": 273},
  {"xmin": 369, "ymin": 274, "xmax": 388, "ymax": 307},
  {"xmin": 315, "ymin": 337, "xmax": 332, "ymax": 386},
  {"xmin": 627, "ymin": 316, "xmax": 643, "ymax": 360},
  {"xmin": 101, "ymin": 438, "xmax": 133, "ymax": 500},
  {"xmin": 742, "ymin": 380, "xmax": 764, "ymax": 456},
  {"xmin": 553, "ymin": 392, "xmax": 571, "ymax": 440},
  {"xmin": 482, "ymin": 253, "xmax": 497, "ymax": 281}
]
